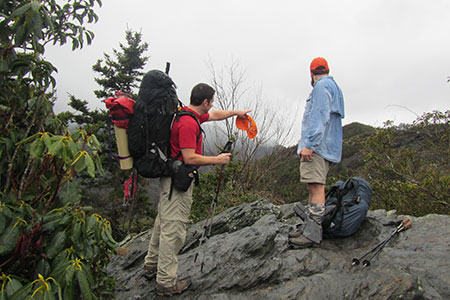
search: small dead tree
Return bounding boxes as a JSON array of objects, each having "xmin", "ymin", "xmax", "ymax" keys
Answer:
[{"xmin": 204, "ymin": 59, "xmax": 298, "ymax": 195}]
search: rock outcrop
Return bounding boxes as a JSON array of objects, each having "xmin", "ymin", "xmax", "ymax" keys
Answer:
[{"xmin": 108, "ymin": 199, "xmax": 450, "ymax": 299}]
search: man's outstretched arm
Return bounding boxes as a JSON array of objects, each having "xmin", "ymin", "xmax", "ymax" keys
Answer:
[{"xmin": 208, "ymin": 109, "xmax": 251, "ymax": 121}]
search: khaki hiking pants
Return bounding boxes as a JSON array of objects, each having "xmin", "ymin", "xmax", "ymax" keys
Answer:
[{"xmin": 144, "ymin": 176, "xmax": 194, "ymax": 287}]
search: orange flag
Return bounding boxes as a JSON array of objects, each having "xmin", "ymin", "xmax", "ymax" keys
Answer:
[{"xmin": 236, "ymin": 115, "xmax": 258, "ymax": 139}]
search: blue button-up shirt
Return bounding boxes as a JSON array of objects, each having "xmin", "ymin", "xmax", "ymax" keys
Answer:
[{"xmin": 297, "ymin": 76, "xmax": 345, "ymax": 163}]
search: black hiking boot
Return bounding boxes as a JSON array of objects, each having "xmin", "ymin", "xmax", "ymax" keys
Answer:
[
  {"xmin": 143, "ymin": 265, "xmax": 157, "ymax": 280},
  {"xmin": 156, "ymin": 277, "xmax": 191, "ymax": 296},
  {"xmin": 289, "ymin": 234, "xmax": 320, "ymax": 249}
]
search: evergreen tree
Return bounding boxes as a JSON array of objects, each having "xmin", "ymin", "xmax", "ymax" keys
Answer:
[
  {"xmin": 58, "ymin": 29, "xmax": 151, "ymax": 241},
  {"xmin": 61, "ymin": 29, "xmax": 148, "ymax": 152},
  {"xmin": 92, "ymin": 29, "xmax": 149, "ymax": 99}
]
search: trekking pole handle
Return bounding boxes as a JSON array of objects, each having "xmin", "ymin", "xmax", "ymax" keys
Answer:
[
  {"xmin": 401, "ymin": 218, "xmax": 412, "ymax": 230},
  {"xmin": 396, "ymin": 218, "xmax": 412, "ymax": 233},
  {"xmin": 220, "ymin": 140, "xmax": 233, "ymax": 154}
]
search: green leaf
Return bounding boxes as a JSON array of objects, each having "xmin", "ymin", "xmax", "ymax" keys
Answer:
[
  {"xmin": 70, "ymin": 131, "xmax": 82, "ymax": 140},
  {"xmin": 65, "ymin": 265, "xmax": 75, "ymax": 286},
  {"xmin": 62, "ymin": 283, "xmax": 75, "ymax": 300},
  {"xmin": 43, "ymin": 288, "xmax": 56, "ymax": 300},
  {"xmin": 101, "ymin": 228, "xmax": 117, "ymax": 249},
  {"xmin": 62, "ymin": 146, "xmax": 70, "ymax": 164},
  {"xmin": 46, "ymin": 231, "xmax": 67, "ymax": 259},
  {"xmin": 86, "ymin": 215, "xmax": 97, "ymax": 232},
  {"xmin": 0, "ymin": 213, "xmax": 6, "ymax": 235},
  {"xmin": 85, "ymin": 154, "xmax": 95, "ymax": 177},
  {"xmin": 58, "ymin": 182, "xmax": 82, "ymax": 205},
  {"xmin": 1, "ymin": 205, "xmax": 13, "ymax": 218},
  {"xmin": 14, "ymin": 23, "xmax": 28, "ymax": 47},
  {"xmin": 31, "ymin": 10, "xmax": 43, "ymax": 40},
  {"xmin": 104, "ymin": 224, "xmax": 117, "ymax": 244},
  {"xmin": 0, "ymin": 59, "xmax": 8, "ymax": 72},
  {"xmin": 82, "ymin": 264, "xmax": 94, "ymax": 285},
  {"xmin": 10, "ymin": 3, "xmax": 32, "ymax": 17},
  {"xmin": 94, "ymin": 155, "xmax": 105, "ymax": 176},
  {"xmin": 6, "ymin": 278, "xmax": 23, "ymax": 297},
  {"xmin": 73, "ymin": 154, "xmax": 86, "ymax": 173},
  {"xmin": 31, "ymin": 1, "xmax": 41, "ymax": 11},
  {"xmin": 16, "ymin": 133, "xmax": 40, "ymax": 145},
  {"xmin": 34, "ymin": 259, "xmax": 51, "ymax": 278},
  {"xmin": 84, "ymin": 244, "xmax": 94, "ymax": 260},
  {"xmin": 51, "ymin": 251, "xmax": 69, "ymax": 274},
  {"xmin": 72, "ymin": 221, "xmax": 81, "ymax": 242},
  {"xmin": 59, "ymin": 214, "xmax": 72, "ymax": 226},
  {"xmin": 35, "ymin": 42, "xmax": 45, "ymax": 54},
  {"xmin": 1, "ymin": 289, "xmax": 7, "ymax": 300},
  {"xmin": 77, "ymin": 269, "xmax": 93, "ymax": 300},
  {"xmin": 80, "ymin": 206, "xmax": 93, "ymax": 212},
  {"xmin": 9, "ymin": 282, "xmax": 32, "ymax": 300},
  {"xmin": 30, "ymin": 138, "xmax": 45, "ymax": 158},
  {"xmin": 85, "ymin": 32, "xmax": 92, "ymax": 45},
  {"xmin": 0, "ymin": 224, "xmax": 21, "ymax": 256},
  {"xmin": 49, "ymin": 139, "xmax": 63, "ymax": 156},
  {"xmin": 88, "ymin": 135, "xmax": 101, "ymax": 150},
  {"xmin": 67, "ymin": 140, "xmax": 77, "ymax": 157},
  {"xmin": 71, "ymin": 38, "xmax": 79, "ymax": 51},
  {"xmin": 42, "ymin": 215, "xmax": 63, "ymax": 231}
]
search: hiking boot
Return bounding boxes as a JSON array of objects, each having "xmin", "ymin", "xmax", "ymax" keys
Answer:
[
  {"xmin": 288, "ymin": 231, "xmax": 303, "ymax": 239},
  {"xmin": 289, "ymin": 234, "xmax": 320, "ymax": 249},
  {"xmin": 143, "ymin": 265, "xmax": 157, "ymax": 280},
  {"xmin": 156, "ymin": 277, "xmax": 191, "ymax": 296}
]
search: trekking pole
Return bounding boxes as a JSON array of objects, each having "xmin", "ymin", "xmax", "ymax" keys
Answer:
[
  {"xmin": 352, "ymin": 218, "xmax": 411, "ymax": 266},
  {"xmin": 194, "ymin": 141, "xmax": 233, "ymax": 271},
  {"xmin": 361, "ymin": 218, "xmax": 412, "ymax": 267},
  {"xmin": 350, "ymin": 221, "xmax": 403, "ymax": 266},
  {"xmin": 351, "ymin": 238, "xmax": 388, "ymax": 266}
]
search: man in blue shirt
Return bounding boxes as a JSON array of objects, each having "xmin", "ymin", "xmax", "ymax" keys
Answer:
[{"xmin": 289, "ymin": 57, "xmax": 345, "ymax": 248}]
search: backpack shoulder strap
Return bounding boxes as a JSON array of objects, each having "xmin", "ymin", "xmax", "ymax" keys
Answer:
[
  {"xmin": 175, "ymin": 110, "xmax": 204, "ymax": 142},
  {"xmin": 324, "ymin": 178, "xmax": 363, "ymax": 231},
  {"xmin": 340, "ymin": 178, "xmax": 361, "ymax": 205},
  {"xmin": 325, "ymin": 185, "xmax": 339, "ymax": 200}
]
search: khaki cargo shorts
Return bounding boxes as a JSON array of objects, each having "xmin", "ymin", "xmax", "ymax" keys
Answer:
[{"xmin": 300, "ymin": 153, "xmax": 330, "ymax": 184}]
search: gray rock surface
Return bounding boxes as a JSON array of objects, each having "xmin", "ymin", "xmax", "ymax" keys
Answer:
[{"xmin": 108, "ymin": 199, "xmax": 450, "ymax": 299}]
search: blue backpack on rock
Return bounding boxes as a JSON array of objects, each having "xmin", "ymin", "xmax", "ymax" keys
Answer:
[
  {"xmin": 322, "ymin": 177, "xmax": 372, "ymax": 238},
  {"xmin": 294, "ymin": 177, "xmax": 372, "ymax": 239}
]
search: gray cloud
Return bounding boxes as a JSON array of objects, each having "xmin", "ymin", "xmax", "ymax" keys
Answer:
[{"xmin": 46, "ymin": 0, "xmax": 450, "ymax": 141}]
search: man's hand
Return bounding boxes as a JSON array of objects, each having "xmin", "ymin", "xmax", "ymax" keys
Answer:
[
  {"xmin": 236, "ymin": 110, "xmax": 252, "ymax": 118},
  {"xmin": 216, "ymin": 153, "xmax": 231, "ymax": 164},
  {"xmin": 300, "ymin": 147, "xmax": 313, "ymax": 161}
]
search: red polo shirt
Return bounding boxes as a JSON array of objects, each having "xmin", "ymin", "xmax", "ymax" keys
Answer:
[{"xmin": 170, "ymin": 107, "xmax": 209, "ymax": 162}]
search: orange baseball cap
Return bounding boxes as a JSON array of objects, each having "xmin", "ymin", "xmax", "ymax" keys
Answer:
[
  {"xmin": 236, "ymin": 115, "xmax": 257, "ymax": 139},
  {"xmin": 310, "ymin": 57, "xmax": 329, "ymax": 74}
]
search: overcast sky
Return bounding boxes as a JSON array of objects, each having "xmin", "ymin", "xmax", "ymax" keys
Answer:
[{"xmin": 46, "ymin": 0, "xmax": 449, "ymax": 145}]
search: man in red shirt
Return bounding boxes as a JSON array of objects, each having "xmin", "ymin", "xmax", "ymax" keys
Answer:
[{"xmin": 144, "ymin": 83, "xmax": 250, "ymax": 296}]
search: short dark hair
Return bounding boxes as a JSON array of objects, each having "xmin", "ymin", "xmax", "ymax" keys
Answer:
[{"xmin": 190, "ymin": 83, "xmax": 215, "ymax": 106}]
